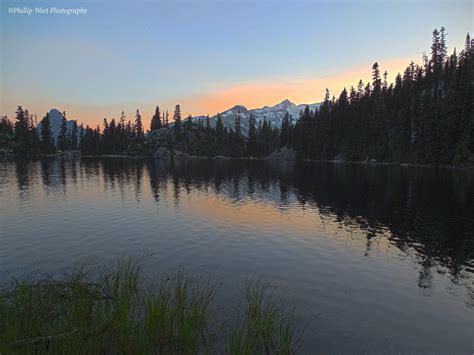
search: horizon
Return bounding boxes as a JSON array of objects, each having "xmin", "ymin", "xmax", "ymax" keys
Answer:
[
  {"xmin": 1, "ymin": 0, "xmax": 472, "ymax": 128},
  {"xmin": 1, "ymin": 1, "xmax": 474, "ymax": 353},
  {"xmin": 16, "ymin": 97, "xmax": 323, "ymax": 129}
]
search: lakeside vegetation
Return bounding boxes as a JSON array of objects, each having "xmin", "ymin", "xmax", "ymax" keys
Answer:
[
  {"xmin": 1, "ymin": 28, "xmax": 472, "ymax": 165},
  {"xmin": 0, "ymin": 257, "xmax": 303, "ymax": 354}
]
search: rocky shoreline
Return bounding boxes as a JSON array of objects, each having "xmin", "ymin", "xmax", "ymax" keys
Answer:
[{"xmin": 2, "ymin": 147, "xmax": 473, "ymax": 170}]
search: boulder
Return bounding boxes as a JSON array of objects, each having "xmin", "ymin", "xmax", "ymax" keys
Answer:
[
  {"xmin": 174, "ymin": 150, "xmax": 189, "ymax": 159},
  {"xmin": 154, "ymin": 146, "xmax": 171, "ymax": 159},
  {"xmin": 264, "ymin": 147, "xmax": 296, "ymax": 161},
  {"xmin": 212, "ymin": 155, "xmax": 230, "ymax": 160}
]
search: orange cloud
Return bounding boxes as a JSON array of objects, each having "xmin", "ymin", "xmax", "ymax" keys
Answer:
[
  {"xmin": 180, "ymin": 56, "xmax": 417, "ymax": 116},
  {"xmin": 2, "ymin": 56, "xmax": 417, "ymax": 128}
]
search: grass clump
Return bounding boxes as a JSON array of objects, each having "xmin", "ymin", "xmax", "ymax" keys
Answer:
[
  {"xmin": 0, "ymin": 258, "xmax": 305, "ymax": 354},
  {"xmin": 226, "ymin": 280, "xmax": 302, "ymax": 355}
]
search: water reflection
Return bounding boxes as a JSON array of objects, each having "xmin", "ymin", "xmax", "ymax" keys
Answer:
[{"xmin": 5, "ymin": 157, "xmax": 474, "ymax": 301}]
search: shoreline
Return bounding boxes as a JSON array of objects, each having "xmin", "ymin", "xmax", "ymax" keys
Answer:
[{"xmin": 1, "ymin": 150, "xmax": 473, "ymax": 170}]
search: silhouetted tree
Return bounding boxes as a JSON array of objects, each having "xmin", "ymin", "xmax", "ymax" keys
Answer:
[
  {"xmin": 58, "ymin": 112, "xmax": 68, "ymax": 151},
  {"xmin": 40, "ymin": 112, "xmax": 55, "ymax": 153},
  {"xmin": 150, "ymin": 106, "xmax": 162, "ymax": 131}
]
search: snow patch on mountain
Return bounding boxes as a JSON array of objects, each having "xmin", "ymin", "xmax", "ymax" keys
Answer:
[{"xmin": 194, "ymin": 99, "xmax": 320, "ymax": 136}]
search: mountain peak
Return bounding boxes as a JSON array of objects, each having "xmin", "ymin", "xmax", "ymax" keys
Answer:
[
  {"xmin": 230, "ymin": 104, "xmax": 247, "ymax": 112},
  {"xmin": 49, "ymin": 108, "xmax": 63, "ymax": 115},
  {"xmin": 37, "ymin": 108, "xmax": 75, "ymax": 142},
  {"xmin": 275, "ymin": 99, "xmax": 295, "ymax": 109}
]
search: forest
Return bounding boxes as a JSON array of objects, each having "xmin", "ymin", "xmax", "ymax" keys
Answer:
[{"xmin": 1, "ymin": 28, "xmax": 472, "ymax": 165}]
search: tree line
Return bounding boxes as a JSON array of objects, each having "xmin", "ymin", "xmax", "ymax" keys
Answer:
[
  {"xmin": 150, "ymin": 104, "xmax": 281, "ymax": 158},
  {"xmin": 0, "ymin": 108, "xmax": 149, "ymax": 155},
  {"xmin": 1, "ymin": 28, "xmax": 472, "ymax": 164},
  {"xmin": 288, "ymin": 28, "xmax": 473, "ymax": 164}
]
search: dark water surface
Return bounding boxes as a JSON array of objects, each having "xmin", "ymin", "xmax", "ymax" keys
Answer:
[{"xmin": 1, "ymin": 158, "xmax": 473, "ymax": 353}]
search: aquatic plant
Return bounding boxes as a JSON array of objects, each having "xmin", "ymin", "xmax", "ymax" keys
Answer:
[{"xmin": 0, "ymin": 257, "xmax": 304, "ymax": 354}]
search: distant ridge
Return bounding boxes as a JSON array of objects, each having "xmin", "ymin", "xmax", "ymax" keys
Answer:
[{"xmin": 190, "ymin": 99, "xmax": 321, "ymax": 136}]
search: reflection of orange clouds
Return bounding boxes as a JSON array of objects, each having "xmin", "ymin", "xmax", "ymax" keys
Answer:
[
  {"xmin": 168, "ymin": 183, "xmax": 395, "ymax": 255},
  {"xmin": 187, "ymin": 196, "xmax": 311, "ymax": 230}
]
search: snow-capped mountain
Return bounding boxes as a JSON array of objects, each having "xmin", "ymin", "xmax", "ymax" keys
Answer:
[
  {"xmin": 192, "ymin": 99, "xmax": 320, "ymax": 136},
  {"xmin": 36, "ymin": 109, "xmax": 76, "ymax": 143}
]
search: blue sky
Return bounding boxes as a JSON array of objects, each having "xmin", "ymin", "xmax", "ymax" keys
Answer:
[{"xmin": 1, "ymin": 0, "xmax": 472, "ymax": 126}]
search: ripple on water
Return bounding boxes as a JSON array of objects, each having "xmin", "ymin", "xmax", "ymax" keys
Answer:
[{"xmin": 0, "ymin": 158, "xmax": 473, "ymax": 354}]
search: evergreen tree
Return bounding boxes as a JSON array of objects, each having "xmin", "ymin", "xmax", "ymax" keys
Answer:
[
  {"xmin": 184, "ymin": 114, "xmax": 193, "ymax": 153},
  {"xmin": 0, "ymin": 116, "xmax": 14, "ymax": 135},
  {"xmin": 40, "ymin": 112, "xmax": 55, "ymax": 152},
  {"xmin": 58, "ymin": 111, "xmax": 68, "ymax": 151},
  {"xmin": 165, "ymin": 110, "xmax": 169, "ymax": 127},
  {"xmin": 150, "ymin": 106, "xmax": 162, "ymax": 131},
  {"xmin": 70, "ymin": 120, "xmax": 78, "ymax": 150},
  {"xmin": 120, "ymin": 110, "xmax": 126, "ymax": 126},
  {"xmin": 372, "ymin": 62, "xmax": 381, "ymax": 93},
  {"xmin": 14, "ymin": 106, "xmax": 29, "ymax": 151},
  {"xmin": 173, "ymin": 104, "xmax": 182, "ymax": 139},
  {"xmin": 280, "ymin": 112, "xmax": 291, "ymax": 148},
  {"xmin": 247, "ymin": 115, "xmax": 258, "ymax": 156},
  {"xmin": 134, "ymin": 109, "xmax": 144, "ymax": 139}
]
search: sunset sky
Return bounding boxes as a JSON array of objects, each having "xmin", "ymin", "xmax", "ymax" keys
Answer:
[{"xmin": 1, "ymin": 0, "xmax": 471, "ymax": 128}]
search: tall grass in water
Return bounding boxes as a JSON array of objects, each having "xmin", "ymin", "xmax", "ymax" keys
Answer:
[
  {"xmin": 226, "ymin": 280, "xmax": 302, "ymax": 355},
  {"xmin": 0, "ymin": 258, "xmax": 304, "ymax": 354}
]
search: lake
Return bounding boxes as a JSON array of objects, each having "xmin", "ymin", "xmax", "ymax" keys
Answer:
[{"xmin": 0, "ymin": 157, "xmax": 473, "ymax": 354}]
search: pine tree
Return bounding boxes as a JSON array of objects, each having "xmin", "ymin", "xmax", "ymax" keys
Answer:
[
  {"xmin": 173, "ymin": 104, "xmax": 182, "ymax": 139},
  {"xmin": 440, "ymin": 27, "xmax": 448, "ymax": 64},
  {"xmin": 247, "ymin": 115, "xmax": 258, "ymax": 156},
  {"xmin": 14, "ymin": 106, "xmax": 28, "ymax": 149},
  {"xmin": 40, "ymin": 112, "xmax": 55, "ymax": 152},
  {"xmin": 150, "ymin": 106, "xmax": 162, "ymax": 131},
  {"xmin": 280, "ymin": 112, "xmax": 291, "ymax": 148},
  {"xmin": 215, "ymin": 113, "xmax": 224, "ymax": 150},
  {"xmin": 134, "ymin": 109, "xmax": 144, "ymax": 139},
  {"xmin": 0, "ymin": 116, "xmax": 14, "ymax": 135},
  {"xmin": 431, "ymin": 28, "xmax": 440, "ymax": 68},
  {"xmin": 58, "ymin": 111, "xmax": 68, "ymax": 151},
  {"xmin": 70, "ymin": 121, "xmax": 78, "ymax": 150},
  {"xmin": 120, "ymin": 110, "xmax": 126, "ymax": 126},
  {"xmin": 182, "ymin": 114, "xmax": 192, "ymax": 154},
  {"xmin": 372, "ymin": 62, "xmax": 381, "ymax": 93},
  {"xmin": 165, "ymin": 110, "xmax": 169, "ymax": 127}
]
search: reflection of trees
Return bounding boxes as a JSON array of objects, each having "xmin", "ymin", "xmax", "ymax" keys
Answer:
[
  {"xmin": 147, "ymin": 160, "xmax": 164, "ymax": 204},
  {"xmin": 59, "ymin": 158, "xmax": 67, "ymax": 192},
  {"xmin": 70, "ymin": 158, "xmax": 78, "ymax": 184},
  {"xmin": 295, "ymin": 163, "xmax": 474, "ymax": 292},
  {"xmin": 418, "ymin": 257, "xmax": 434, "ymax": 292},
  {"xmin": 13, "ymin": 158, "xmax": 474, "ymax": 297},
  {"xmin": 143, "ymin": 159, "xmax": 474, "ymax": 293},
  {"xmin": 40, "ymin": 158, "xmax": 53, "ymax": 188},
  {"xmin": 135, "ymin": 163, "xmax": 143, "ymax": 203},
  {"xmin": 14, "ymin": 158, "xmax": 32, "ymax": 204},
  {"xmin": 14, "ymin": 159, "xmax": 30, "ymax": 190}
]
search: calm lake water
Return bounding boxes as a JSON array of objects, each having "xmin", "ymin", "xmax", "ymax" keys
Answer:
[{"xmin": 1, "ymin": 157, "xmax": 473, "ymax": 353}]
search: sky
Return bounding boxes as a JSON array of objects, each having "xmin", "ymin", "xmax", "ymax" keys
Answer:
[{"xmin": 1, "ymin": 0, "xmax": 472, "ymax": 128}]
